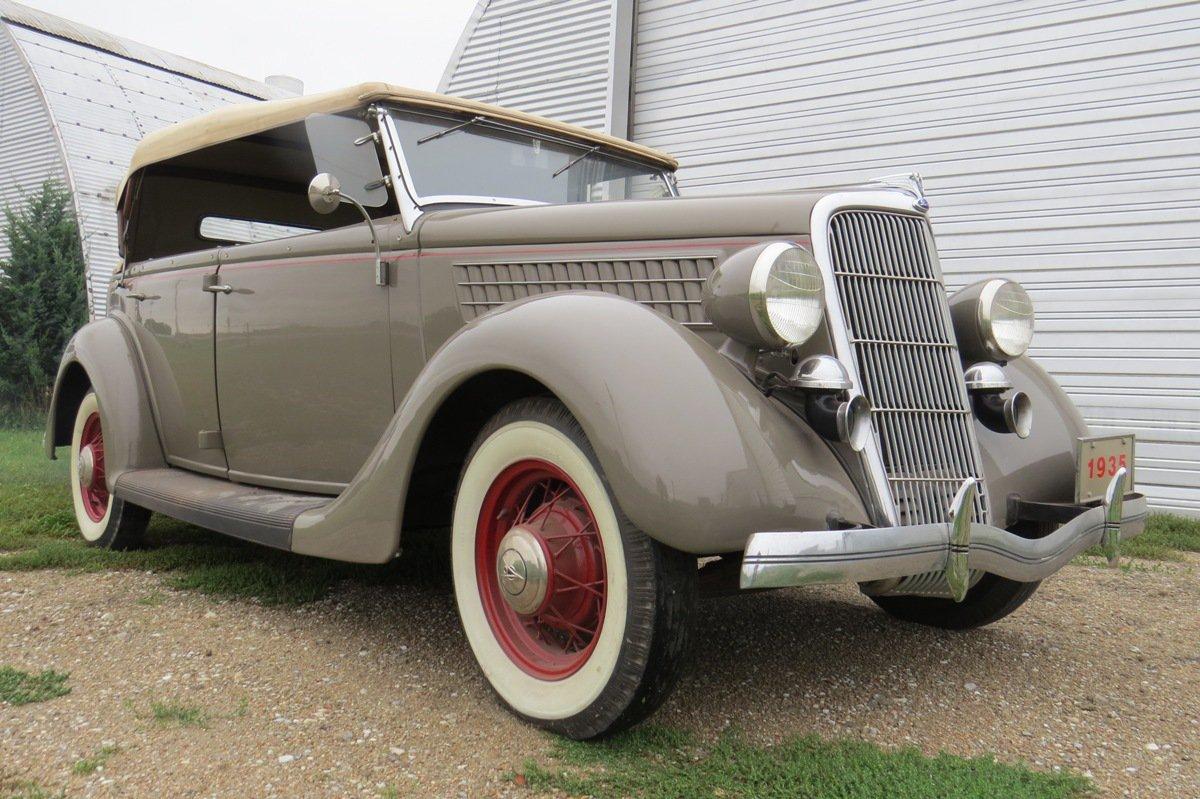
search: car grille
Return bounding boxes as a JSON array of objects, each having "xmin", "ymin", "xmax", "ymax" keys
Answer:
[
  {"xmin": 454, "ymin": 257, "xmax": 716, "ymax": 327},
  {"xmin": 827, "ymin": 210, "xmax": 989, "ymax": 527}
]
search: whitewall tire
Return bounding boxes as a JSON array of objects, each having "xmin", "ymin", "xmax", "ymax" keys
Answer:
[
  {"xmin": 68, "ymin": 391, "xmax": 150, "ymax": 549},
  {"xmin": 452, "ymin": 397, "xmax": 696, "ymax": 739}
]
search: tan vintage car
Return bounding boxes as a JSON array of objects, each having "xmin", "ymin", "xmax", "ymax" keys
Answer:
[{"xmin": 46, "ymin": 82, "xmax": 1146, "ymax": 739}]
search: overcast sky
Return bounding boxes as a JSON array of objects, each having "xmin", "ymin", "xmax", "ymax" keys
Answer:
[{"xmin": 21, "ymin": 0, "xmax": 479, "ymax": 92}]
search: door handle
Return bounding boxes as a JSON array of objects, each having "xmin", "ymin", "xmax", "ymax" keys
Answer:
[
  {"xmin": 203, "ymin": 284, "xmax": 233, "ymax": 294},
  {"xmin": 116, "ymin": 286, "xmax": 147, "ymax": 301}
]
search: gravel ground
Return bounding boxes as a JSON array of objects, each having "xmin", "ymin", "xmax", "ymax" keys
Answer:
[{"xmin": 1, "ymin": 556, "xmax": 1196, "ymax": 798}]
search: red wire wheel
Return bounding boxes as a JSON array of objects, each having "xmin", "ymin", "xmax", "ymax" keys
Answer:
[
  {"xmin": 475, "ymin": 459, "xmax": 607, "ymax": 680},
  {"xmin": 78, "ymin": 411, "xmax": 108, "ymax": 522}
]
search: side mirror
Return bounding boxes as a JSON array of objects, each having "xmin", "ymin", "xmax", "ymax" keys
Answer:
[
  {"xmin": 307, "ymin": 172, "xmax": 386, "ymax": 286},
  {"xmin": 307, "ymin": 172, "xmax": 344, "ymax": 215}
]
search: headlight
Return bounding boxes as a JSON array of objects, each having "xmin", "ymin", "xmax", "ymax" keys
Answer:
[
  {"xmin": 949, "ymin": 278, "xmax": 1035, "ymax": 362},
  {"xmin": 703, "ymin": 242, "xmax": 825, "ymax": 349},
  {"xmin": 979, "ymin": 279, "xmax": 1034, "ymax": 358}
]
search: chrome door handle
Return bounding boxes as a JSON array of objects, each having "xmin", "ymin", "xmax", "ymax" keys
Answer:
[{"xmin": 203, "ymin": 284, "xmax": 233, "ymax": 294}]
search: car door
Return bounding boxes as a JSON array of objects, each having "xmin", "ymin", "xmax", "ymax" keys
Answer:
[
  {"xmin": 212, "ymin": 228, "xmax": 399, "ymax": 494},
  {"xmin": 121, "ymin": 248, "xmax": 227, "ymax": 476}
]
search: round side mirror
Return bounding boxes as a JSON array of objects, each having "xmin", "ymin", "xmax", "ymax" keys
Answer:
[{"xmin": 307, "ymin": 172, "xmax": 343, "ymax": 215}]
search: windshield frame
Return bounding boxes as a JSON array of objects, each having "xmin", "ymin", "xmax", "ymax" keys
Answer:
[{"xmin": 380, "ymin": 106, "xmax": 678, "ymax": 216}]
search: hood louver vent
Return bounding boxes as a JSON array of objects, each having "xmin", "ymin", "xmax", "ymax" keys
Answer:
[{"xmin": 453, "ymin": 257, "xmax": 716, "ymax": 326}]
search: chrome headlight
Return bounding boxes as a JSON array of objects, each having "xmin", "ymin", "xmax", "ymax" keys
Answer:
[
  {"xmin": 949, "ymin": 278, "xmax": 1035, "ymax": 362},
  {"xmin": 703, "ymin": 242, "xmax": 825, "ymax": 349},
  {"xmin": 979, "ymin": 279, "xmax": 1034, "ymax": 358}
]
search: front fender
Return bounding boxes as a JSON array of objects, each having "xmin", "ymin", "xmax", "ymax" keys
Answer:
[
  {"xmin": 292, "ymin": 294, "xmax": 870, "ymax": 561},
  {"xmin": 976, "ymin": 356, "xmax": 1090, "ymax": 528},
  {"xmin": 44, "ymin": 316, "xmax": 165, "ymax": 486}
]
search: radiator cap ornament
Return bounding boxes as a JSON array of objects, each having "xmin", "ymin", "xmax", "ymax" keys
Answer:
[{"xmin": 871, "ymin": 172, "xmax": 929, "ymax": 211}]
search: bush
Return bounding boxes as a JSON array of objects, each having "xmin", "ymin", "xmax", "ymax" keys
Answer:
[{"xmin": 0, "ymin": 181, "xmax": 87, "ymax": 422}]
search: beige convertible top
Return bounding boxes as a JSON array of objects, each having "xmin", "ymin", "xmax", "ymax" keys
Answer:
[{"xmin": 120, "ymin": 82, "xmax": 678, "ymax": 199}]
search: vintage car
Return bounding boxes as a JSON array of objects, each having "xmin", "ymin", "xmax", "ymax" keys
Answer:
[{"xmin": 46, "ymin": 83, "xmax": 1146, "ymax": 739}]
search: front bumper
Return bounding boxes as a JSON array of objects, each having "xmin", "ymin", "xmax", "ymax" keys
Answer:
[{"xmin": 740, "ymin": 469, "xmax": 1147, "ymax": 599}]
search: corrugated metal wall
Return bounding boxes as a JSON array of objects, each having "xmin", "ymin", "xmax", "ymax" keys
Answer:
[
  {"xmin": 2, "ymin": 22, "xmax": 274, "ymax": 317},
  {"xmin": 0, "ymin": 24, "xmax": 67, "ymax": 267},
  {"xmin": 631, "ymin": 0, "xmax": 1200, "ymax": 516},
  {"xmin": 440, "ymin": 0, "xmax": 620, "ymax": 132}
]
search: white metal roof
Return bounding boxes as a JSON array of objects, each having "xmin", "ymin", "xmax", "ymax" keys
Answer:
[
  {"xmin": 0, "ymin": 0, "xmax": 288, "ymax": 100},
  {"xmin": 0, "ymin": 0, "xmax": 288, "ymax": 317}
]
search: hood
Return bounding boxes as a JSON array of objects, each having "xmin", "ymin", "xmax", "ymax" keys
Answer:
[{"xmin": 412, "ymin": 188, "xmax": 899, "ymax": 249}]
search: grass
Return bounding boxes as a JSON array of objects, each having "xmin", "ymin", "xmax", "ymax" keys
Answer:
[
  {"xmin": 516, "ymin": 727, "xmax": 1094, "ymax": 799},
  {"xmin": 0, "ymin": 667, "xmax": 70, "ymax": 705},
  {"xmin": 70, "ymin": 746, "xmax": 119, "ymax": 776},
  {"xmin": 1083, "ymin": 512, "xmax": 1200, "ymax": 561},
  {"xmin": 0, "ymin": 428, "xmax": 428, "ymax": 605},
  {"xmin": 147, "ymin": 699, "xmax": 209, "ymax": 728},
  {"xmin": 0, "ymin": 781, "xmax": 62, "ymax": 799}
]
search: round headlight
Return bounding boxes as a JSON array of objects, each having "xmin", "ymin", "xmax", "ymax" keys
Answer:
[
  {"xmin": 749, "ymin": 243, "xmax": 824, "ymax": 347},
  {"xmin": 702, "ymin": 241, "xmax": 826, "ymax": 350},
  {"xmin": 979, "ymin": 279, "xmax": 1034, "ymax": 358}
]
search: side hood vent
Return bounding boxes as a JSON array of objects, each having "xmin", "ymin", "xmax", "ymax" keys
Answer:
[{"xmin": 453, "ymin": 257, "xmax": 716, "ymax": 327}]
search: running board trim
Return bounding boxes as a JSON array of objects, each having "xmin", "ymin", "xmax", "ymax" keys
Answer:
[{"xmin": 113, "ymin": 468, "xmax": 331, "ymax": 550}]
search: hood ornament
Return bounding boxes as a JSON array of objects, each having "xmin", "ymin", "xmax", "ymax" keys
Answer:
[{"xmin": 871, "ymin": 172, "xmax": 929, "ymax": 211}]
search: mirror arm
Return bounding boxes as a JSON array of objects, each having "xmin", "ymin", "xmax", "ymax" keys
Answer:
[{"xmin": 339, "ymin": 195, "xmax": 386, "ymax": 286}]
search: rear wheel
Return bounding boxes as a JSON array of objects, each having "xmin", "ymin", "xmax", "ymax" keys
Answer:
[
  {"xmin": 69, "ymin": 391, "xmax": 150, "ymax": 549},
  {"xmin": 451, "ymin": 398, "xmax": 696, "ymax": 739}
]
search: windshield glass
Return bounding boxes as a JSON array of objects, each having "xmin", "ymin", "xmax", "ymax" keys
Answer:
[{"xmin": 389, "ymin": 109, "xmax": 675, "ymax": 205}]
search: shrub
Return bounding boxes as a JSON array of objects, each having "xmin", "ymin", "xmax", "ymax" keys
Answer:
[{"xmin": 0, "ymin": 181, "xmax": 87, "ymax": 422}]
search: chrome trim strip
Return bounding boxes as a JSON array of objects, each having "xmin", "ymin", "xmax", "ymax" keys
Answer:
[{"xmin": 740, "ymin": 492, "xmax": 1148, "ymax": 590}]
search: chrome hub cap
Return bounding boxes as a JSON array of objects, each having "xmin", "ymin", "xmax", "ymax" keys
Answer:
[
  {"xmin": 495, "ymin": 525, "xmax": 550, "ymax": 615},
  {"xmin": 77, "ymin": 445, "xmax": 96, "ymax": 489}
]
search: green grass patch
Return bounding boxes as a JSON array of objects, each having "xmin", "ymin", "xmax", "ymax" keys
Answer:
[
  {"xmin": 1097, "ymin": 513, "xmax": 1200, "ymax": 561},
  {"xmin": 0, "ymin": 667, "xmax": 70, "ymax": 705},
  {"xmin": 70, "ymin": 745, "xmax": 119, "ymax": 776},
  {"xmin": 146, "ymin": 699, "xmax": 208, "ymax": 728},
  {"xmin": 517, "ymin": 727, "xmax": 1093, "ymax": 799}
]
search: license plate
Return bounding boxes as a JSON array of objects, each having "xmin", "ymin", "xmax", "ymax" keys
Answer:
[{"xmin": 1075, "ymin": 435, "xmax": 1135, "ymax": 503}]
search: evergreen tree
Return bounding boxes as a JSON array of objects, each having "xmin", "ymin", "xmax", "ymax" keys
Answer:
[{"xmin": 0, "ymin": 180, "xmax": 88, "ymax": 414}]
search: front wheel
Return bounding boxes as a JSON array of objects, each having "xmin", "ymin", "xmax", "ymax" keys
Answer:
[
  {"xmin": 451, "ymin": 398, "xmax": 696, "ymax": 739},
  {"xmin": 69, "ymin": 391, "xmax": 150, "ymax": 549},
  {"xmin": 869, "ymin": 573, "xmax": 1041, "ymax": 630}
]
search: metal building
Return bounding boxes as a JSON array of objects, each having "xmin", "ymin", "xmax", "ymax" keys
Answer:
[
  {"xmin": 0, "ymin": 0, "xmax": 292, "ymax": 317},
  {"xmin": 442, "ymin": 0, "xmax": 1200, "ymax": 517}
]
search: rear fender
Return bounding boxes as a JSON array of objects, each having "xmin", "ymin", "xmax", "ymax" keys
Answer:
[
  {"xmin": 292, "ymin": 293, "xmax": 870, "ymax": 562},
  {"xmin": 44, "ymin": 316, "xmax": 165, "ymax": 486}
]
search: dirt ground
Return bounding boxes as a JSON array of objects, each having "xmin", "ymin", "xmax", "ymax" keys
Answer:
[{"xmin": 1, "ymin": 556, "xmax": 1196, "ymax": 798}]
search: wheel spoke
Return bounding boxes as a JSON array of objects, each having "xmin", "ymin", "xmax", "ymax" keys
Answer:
[{"xmin": 553, "ymin": 572, "xmax": 605, "ymax": 599}]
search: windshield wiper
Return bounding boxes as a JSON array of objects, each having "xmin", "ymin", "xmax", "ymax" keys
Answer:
[
  {"xmin": 552, "ymin": 145, "xmax": 600, "ymax": 178},
  {"xmin": 416, "ymin": 115, "xmax": 485, "ymax": 145}
]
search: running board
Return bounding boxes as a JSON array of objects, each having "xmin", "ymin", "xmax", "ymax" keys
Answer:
[{"xmin": 113, "ymin": 468, "xmax": 332, "ymax": 550}]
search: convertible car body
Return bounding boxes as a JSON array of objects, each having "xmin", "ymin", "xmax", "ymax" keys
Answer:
[{"xmin": 46, "ymin": 82, "xmax": 1145, "ymax": 738}]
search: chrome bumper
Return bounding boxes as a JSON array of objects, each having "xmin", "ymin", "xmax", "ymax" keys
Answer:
[{"xmin": 740, "ymin": 469, "xmax": 1147, "ymax": 599}]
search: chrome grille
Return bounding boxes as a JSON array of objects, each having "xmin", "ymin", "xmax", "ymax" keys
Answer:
[
  {"xmin": 828, "ymin": 210, "xmax": 989, "ymax": 526},
  {"xmin": 454, "ymin": 257, "xmax": 716, "ymax": 326}
]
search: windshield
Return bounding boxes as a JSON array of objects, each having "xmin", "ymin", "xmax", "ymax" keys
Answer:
[{"xmin": 389, "ymin": 109, "xmax": 676, "ymax": 205}]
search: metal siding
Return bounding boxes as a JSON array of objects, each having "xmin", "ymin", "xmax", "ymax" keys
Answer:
[
  {"xmin": 0, "ymin": 23, "xmax": 67, "ymax": 268},
  {"xmin": 631, "ymin": 0, "xmax": 1200, "ymax": 516},
  {"xmin": 440, "ymin": 0, "xmax": 618, "ymax": 132},
  {"xmin": 6, "ymin": 24, "xmax": 273, "ymax": 317}
]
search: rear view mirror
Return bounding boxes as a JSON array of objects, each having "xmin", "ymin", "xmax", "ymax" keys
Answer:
[{"xmin": 304, "ymin": 114, "xmax": 388, "ymax": 209}]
